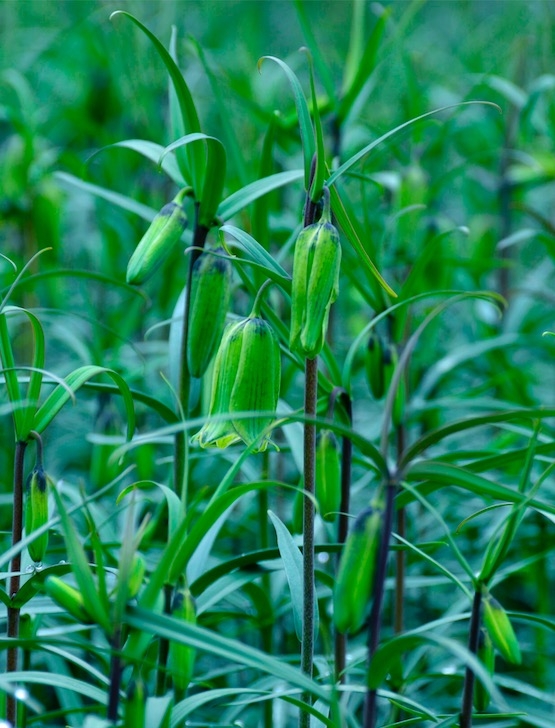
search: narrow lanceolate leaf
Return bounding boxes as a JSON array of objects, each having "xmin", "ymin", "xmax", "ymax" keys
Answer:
[
  {"xmin": 329, "ymin": 184, "xmax": 396, "ymax": 300},
  {"xmin": 125, "ymin": 605, "xmax": 330, "ymax": 703},
  {"xmin": 258, "ymin": 56, "xmax": 315, "ymax": 189},
  {"xmin": 217, "ymin": 169, "xmax": 304, "ymax": 222},
  {"xmin": 269, "ymin": 510, "xmax": 318, "ymax": 642},
  {"xmin": 168, "ymin": 588, "xmax": 197, "ymax": 692},
  {"xmin": 87, "ymin": 139, "xmax": 185, "ymax": 185},
  {"xmin": 32, "ymin": 365, "xmax": 135, "ymax": 441},
  {"xmin": 219, "ymin": 225, "xmax": 291, "ymax": 289},
  {"xmin": 327, "ymin": 101, "xmax": 501, "ymax": 187},
  {"xmin": 110, "ymin": 11, "xmax": 204, "ymax": 192},
  {"xmin": 0, "ymin": 306, "xmax": 45, "ymax": 440},
  {"xmin": 51, "ymin": 486, "xmax": 112, "ymax": 635},
  {"xmin": 303, "ymin": 48, "xmax": 326, "ymax": 202}
]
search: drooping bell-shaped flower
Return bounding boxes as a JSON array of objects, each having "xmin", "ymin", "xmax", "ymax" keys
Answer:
[
  {"xmin": 187, "ymin": 247, "xmax": 232, "ymax": 378},
  {"xmin": 192, "ymin": 311, "xmax": 281, "ymax": 453}
]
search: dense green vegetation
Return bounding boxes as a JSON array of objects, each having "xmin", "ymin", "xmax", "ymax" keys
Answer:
[{"xmin": 1, "ymin": 2, "xmax": 555, "ymax": 727}]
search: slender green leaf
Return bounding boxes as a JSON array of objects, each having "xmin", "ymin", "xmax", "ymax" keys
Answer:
[
  {"xmin": 110, "ymin": 11, "xmax": 204, "ymax": 191},
  {"xmin": 218, "ymin": 169, "xmax": 304, "ymax": 221},
  {"xmin": 55, "ymin": 171, "xmax": 158, "ymax": 224},
  {"xmin": 219, "ymin": 224, "xmax": 290, "ymax": 288},
  {"xmin": 338, "ymin": 6, "xmax": 389, "ymax": 121},
  {"xmin": 0, "ymin": 671, "xmax": 109, "ymax": 705},
  {"xmin": 51, "ymin": 487, "xmax": 112, "ymax": 635},
  {"xmin": 269, "ymin": 510, "xmax": 319, "ymax": 642},
  {"xmin": 303, "ymin": 49, "xmax": 325, "ymax": 202},
  {"xmin": 329, "ymin": 183, "xmax": 396, "ymax": 298},
  {"xmin": 126, "ymin": 606, "xmax": 331, "ymax": 703},
  {"xmin": 87, "ymin": 139, "xmax": 184, "ymax": 185},
  {"xmin": 258, "ymin": 56, "xmax": 315, "ymax": 189},
  {"xmin": 32, "ymin": 365, "xmax": 135, "ymax": 440},
  {"xmin": 368, "ymin": 633, "xmax": 505, "ymax": 708},
  {"xmin": 327, "ymin": 101, "xmax": 501, "ymax": 187}
]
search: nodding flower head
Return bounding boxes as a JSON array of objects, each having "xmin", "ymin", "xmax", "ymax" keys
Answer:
[{"xmin": 192, "ymin": 315, "xmax": 281, "ymax": 453}]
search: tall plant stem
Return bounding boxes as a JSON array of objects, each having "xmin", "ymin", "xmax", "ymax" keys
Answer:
[
  {"xmin": 299, "ymin": 169, "xmax": 320, "ymax": 728},
  {"xmin": 7, "ymin": 438, "xmax": 28, "ymax": 726},
  {"xmin": 335, "ymin": 391, "xmax": 352, "ymax": 684},
  {"xmin": 259, "ymin": 452, "xmax": 274, "ymax": 728},
  {"xmin": 394, "ymin": 424, "xmax": 406, "ymax": 636},
  {"xmin": 299, "ymin": 355, "xmax": 318, "ymax": 728},
  {"xmin": 363, "ymin": 479, "xmax": 396, "ymax": 728},
  {"xmin": 156, "ymin": 584, "xmax": 174, "ymax": 696},
  {"xmin": 107, "ymin": 628, "xmax": 122, "ymax": 723},
  {"xmin": 459, "ymin": 587, "xmax": 483, "ymax": 728},
  {"xmin": 176, "ymin": 204, "xmax": 209, "ymax": 505}
]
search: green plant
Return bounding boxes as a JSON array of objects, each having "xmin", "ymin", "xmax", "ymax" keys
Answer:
[{"xmin": 1, "ymin": 2, "xmax": 555, "ymax": 728}]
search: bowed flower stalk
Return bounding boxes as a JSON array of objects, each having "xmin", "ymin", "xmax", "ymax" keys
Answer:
[
  {"xmin": 192, "ymin": 288, "xmax": 281, "ymax": 453},
  {"xmin": 289, "ymin": 186, "xmax": 341, "ymax": 359}
]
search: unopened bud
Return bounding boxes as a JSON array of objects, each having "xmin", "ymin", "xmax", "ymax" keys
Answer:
[
  {"xmin": 315, "ymin": 430, "xmax": 341, "ymax": 522},
  {"xmin": 187, "ymin": 248, "xmax": 232, "ymax": 378},
  {"xmin": 333, "ymin": 496, "xmax": 385, "ymax": 634},
  {"xmin": 289, "ymin": 188, "xmax": 341, "ymax": 359},
  {"xmin": 44, "ymin": 576, "xmax": 94, "ymax": 624},
  {"xmin": 168, "ymin": 588, "xmax": 196, "ymax": 693},
  {"xmin": 25, "ymin": 465, "xmax": 49, "ymax": 563},
  {"xmin": 126, "ymin": 189, "xmax": 188, "ymax": 285},
  {"xmin": 482, "ymin": 592, "xmax": 521, "ymax": 665}
]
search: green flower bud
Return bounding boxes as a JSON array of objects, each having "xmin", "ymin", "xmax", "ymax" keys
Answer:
[
  {"xmin": 290, "ymin": 190, "xmax": 341, "ymax": 359},
  {"xmin": 315, "ymin": 430, "xmax": 341, "ymax": 522},
  {"xmin": 126, "ymin": 188, "xmax": 188, "ymax": 285},
  {"xmin": 25, "ymin": 465, "xmax": 48, "ymax": 564},
  {"xmin": 187, "ymin": 248, "xmax": 232, "ymax": 378},
  {"xmin": 168, "ymin": 588, "xmax": 196, "ymax": 693},
  {"xmin": 333, "ymin": 497, "xmax": 384, "ymax": 634},
  {"xmin": 482, "ymin": 592, "xmax": 521, "ymax": 665},
  {"xmin": 192, "ymin": 315, "xmax": 281, "ymax": 453},
  {"xmin": 474, "ymin": 628, "xmax": 495, "ymax": 712},
  {"xmin": 44, "ymin": 576, "xmax": 94, "ymax": 624}
]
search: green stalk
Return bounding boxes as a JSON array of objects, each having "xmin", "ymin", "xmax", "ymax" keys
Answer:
[
  {"xmin": 334, "ymin": 390, "xmax": 352, "ymax": 685},
  {"xmin": 155, "ymin": 584, "xmax": 174, "ymax": 696},
  {"xmin": 363, "ymin": 478, "xmax": 396, "ymax": 728},
  {"xmin": 259, "ymin": 450, "xmax": 274, "ymax": 728},
  {"xmin": 299, "ymin": 355, "xmax": 318, "ymax": 728},
  {"xmin": 176, "ymin": 203, "xmax": 209, "ymax": 505},
  {"xmin": 299, "ymin": 180, "xmax": 320, "ymax": 728},
  {"xmin": 459, "ymin": 587, "xmax": 483, "ymax": 728},
  {"xmin": 394, "ymin": 424, "xmax": 406, "ymax": 636},
  {"xmin": 107, "ymin": 628, "xmax": 123, "ymax": 723},
  {"xmin": 7, "ymin": 438, "xmax": 28, "ymax": 727}
]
